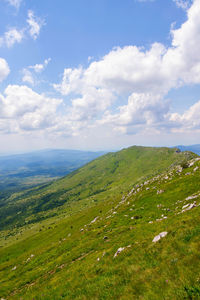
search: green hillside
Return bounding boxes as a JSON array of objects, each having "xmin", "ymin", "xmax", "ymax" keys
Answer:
[
  {"xmin": 0, "ymin": 146, "xmax": 200, "ymax": 299},
  {"xmin": 0, "ymin": 146, "xmax": 194, "ymax": 231}
]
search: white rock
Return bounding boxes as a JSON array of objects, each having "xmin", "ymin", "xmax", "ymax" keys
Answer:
[
  {"xmin": 152, "ymin": 232, "xmax": 168, "ymax": 243},
  {"xmin": 12, "ymin": 266, "xmax": 17, "ymax": 271},
  {"xmin": 157, "ymin": 190, "xmax": 164, "ymax": 194},
  {"xmin": 90, "ymin": 216, "xmax": 99, "ymax": 224},
  {"xmin": 114, "ymin": 247, "xmax": 125, "ymax": 258}
]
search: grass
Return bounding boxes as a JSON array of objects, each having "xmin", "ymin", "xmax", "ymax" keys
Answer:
[{"xmin": 0, "ymin": 146, "xmax": 200, "ymax": 299}]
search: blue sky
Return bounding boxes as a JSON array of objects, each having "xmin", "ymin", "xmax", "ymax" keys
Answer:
[{"xmin": 0, "ymin": 0, "xmax": 200, "ymax": 153}]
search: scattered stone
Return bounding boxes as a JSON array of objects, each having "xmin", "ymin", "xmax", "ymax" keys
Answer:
[
  {"xmin": 149, "ymin": 221, "xmax": 153, "ymax": 224},
  {"xmin": 177, "ymin": 166, "xmax": 183, "ymax": 173},
  {"xmin": 152, "ymin": 232, "xmax": 168, "ymax": 243},
  {"xmin": 113, "ymin": 211, "xmax": 117, "ymax": 215},
  {"xmin": 131, "ymin": 217, "xmax": 134, "ymax": 220},
  {"xmin": 80, "ymin": 228, "xmax": 84, "ymax": 232},
  {"xmin": 185, "ymin": 172, "xmax": 191, "ymax": 176},
  {"xmin": 113, "ymin": 245, "xmax": 131, "ymax": 258},
  {"xmin": 68, "ymin": 233, "xmax": 71, "ymax": 237},
  {"xmin": 182, "ymin": 202, "xmax": 197, "ymax": 213},
  {"xmin": 186, "ymin": 194, "xmax": 199, "ymax": 201},
  {"xmin": 157, "ymin": 190, "xmax": 164, "ymax": 194},
  {"xmin": 146, "ymin": 187, "xmax": 150, "ymax": 190},
  {"xmin": 90, "ymin": 216, "xmax": 99, "ymax": 224},
  {"xmin": 157, "ymin": 204, "xmax": 162, "ymax": 208},
  {"xmin": 114, "ymin": 247, "xmax": 125, "ymax": 258},
  {"xmin": 194, "ymin": 167, "xmax": 199, "ymax": 172},
  {"xmin": 103, "ymin": 236, "xmax": 108, "ymax": 240},
  {"xmin": 12, "ymin": 266, "xmax": 17, "ymax": 271}
]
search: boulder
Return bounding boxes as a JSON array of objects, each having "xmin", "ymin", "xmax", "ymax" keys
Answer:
[
  {"xmin": 114, "ymin": 247, "xmax": 125, "ymax": 258},
  {"xmin": 152, "ymin": 232, "xmax": 168, "ymax": 243}
]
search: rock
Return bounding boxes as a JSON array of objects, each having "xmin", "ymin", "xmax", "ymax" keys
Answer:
[
  {"xmin": 182, "ymin": 202, "xmax": 197, "ymax": 212},
  {"xmin": 177, "ymin": 166, "xmax": 183, "ymax": 173},
  {"xmin": 186, "ymin": 194, "xmax": 199, "ymax": 201},
  {"xmin": 194, "ymin": 167, "xmax": 199, "ymax": 172},
  {"xmin": 12, "ymin": 266, "xmax": 17, "ymax": 271},
  {"xmin": 185, "ymin": 172, "xmax": 191, "ymax": 175},
  {"xmin": 152, "ymin": 232, "xmax": 168, "ymax": 243},
  {"xmin": 157, "ymin": 190, "xmax": 164, "ymax": 194},
  {"xmin": 113, "ymin": 211, "xmax": 117, "ymax": 215},
  {"xmin": 106, "ymin": 215, "xmax": 111, "ymax": 219},
  {"xmin": 90, "ymin": 216, "xmax": 99, "ymax": 224},
  {"xmin": 114, "ymin": 247, "xmax": 125, "ymax": 258},
  {"xmin": 146, "ymin": 187, "xmax": 150, "ymax": 190},
  {"xmin": 68, "ymin": 233, "xmax": 71, "ymax": 237},
  {"xmin": 149, "ymin": 221, "xmax": 153, "ymax": 224},
  {"xmin": 103, "ymin": 236, "xmax": 108, "ymax": 240},
  {"xmin": 113, "ymin": 245, "xmax": 131, "ymax": 258},
  {"xmin": 157, "ymin": 204, "xmax": 162, "ymax": 208},
  {"xmin": 80, "ymin": 228, "xmax": 84, "ymax": 232}
]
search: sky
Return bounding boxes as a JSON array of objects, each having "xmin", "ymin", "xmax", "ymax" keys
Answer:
[{"xmin": 0, "ymin": 0, "xmax": 200, "ymax": 153}]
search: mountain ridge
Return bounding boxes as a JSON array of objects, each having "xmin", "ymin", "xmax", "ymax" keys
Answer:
[{"xmin": 0, "ymin": 145, "xmax": 200, "ymax": 299}]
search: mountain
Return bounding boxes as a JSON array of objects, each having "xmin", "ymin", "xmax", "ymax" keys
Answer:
[
  {"xmin": 0, "ymin": 149, "xmax": 105, "ymax": 194},
  {"xmin": 0, "ymin": 146, "xmax": 200, "ymax": 299},
  {"xmin": 177, "ymin": 144, "xmax": 200, "ymax": 155}
]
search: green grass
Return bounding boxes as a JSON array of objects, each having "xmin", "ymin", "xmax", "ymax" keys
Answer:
[{"xmin": 0, "ymin": 146, "xmax": 200, "ymax": 299}]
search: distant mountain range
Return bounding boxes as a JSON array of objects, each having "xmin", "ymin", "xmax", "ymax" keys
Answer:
[
  {"xmin": 176, "ymin": 144, "xmax": 200, "ymax": 155},
  {"xmin": 0, "ymin": 149, "xmax": 105, "ymax": 192}
]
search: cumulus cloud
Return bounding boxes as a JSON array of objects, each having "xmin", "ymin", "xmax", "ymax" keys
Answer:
[
  {"xmin": 172, "ymin": 0, "xmax": 193, "ymax": 10},
  {"xmin": 0, "ymin": 85, "xmax": 63, "ymax": 133},
  {"xmin": 0, "ymin": 10, "xmax": 44, "ymax": 48},
  {"xmin": 22, "ymin": 69, "xmax": 34, "ymax": 85},
  {"xmin": 53, "ymin": 0, "xmax": 200, "ymax": 135},
  {"xmin": 22, "ymin": 58, "xmax": 51, "ymax": 85},
  {"xmin": 0, "ymin": 58, "xmax": 10, "ymax": 82},
  {"xmin": 27, "ymin": 10, "xmax": 45, "ymax": 40},
  {"xmin": 5, "ymin": 0, "xmax": 22, "ymax": 9},
  {"xmin": 0, "ymin": 28, "xmax": 24, "ymax": 48},
  {"xmin": 29, "ymin": 58, "xmax": 51, "ymax": 73}
]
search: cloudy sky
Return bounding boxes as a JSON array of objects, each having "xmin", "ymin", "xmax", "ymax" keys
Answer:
[{"xmin": 0, "ymin": 0, "xmax": 200, "ymax": 153}]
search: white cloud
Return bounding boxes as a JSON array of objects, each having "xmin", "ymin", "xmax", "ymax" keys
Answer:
[
  {"xmin": 30, "ymin": 58, "xmax": 51, "ymax": 73},
  {"xmin": 22, "ymin": 69, "xmax": 34, "ymax": 85},
  {"xmin": 0, "ymin": 58, "xmax": 10, "ymax": 82},
  {"xmin": 21, "ymin": 58, "xmax": 51, "ymax": 85},
  {"xmin": 27, "ymin": 10, "xmax": 44, "ymax": 40},
  {"xmin": 53, "ymin": 0, "xmax": 200, "ymax": 135},
  {"xmin": 5, "ymin": 0, "xmax": 22, "ymax": 9},
  {"xmin": 0, "ymin": 28, "xmax": 24, "ymax": 48},
  {"xmin": 172, "ymin": 0, "xmax": 193, "ymax": 10},
  {"xmin": 0, "ymin": 10, "xmax": 44, "ymax": 48},
  {"xmin": 0, "ymin": 85, "xmax": 63, "ymax": 133}
]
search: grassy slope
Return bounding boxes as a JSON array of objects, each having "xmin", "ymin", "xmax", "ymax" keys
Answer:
[
  {"xmin": 0, "ymin": 146, "xmax": 193, "ymax": 230},
  {"xmin": 0, "ymin": 146, "xmax": 200, "ymax": 299}
]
